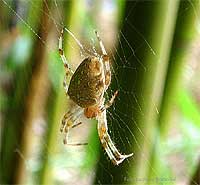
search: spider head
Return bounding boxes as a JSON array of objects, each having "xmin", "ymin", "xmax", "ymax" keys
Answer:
[{"xmin": 84, "ymin": 106, "xmax": 100, "ymax": 119}]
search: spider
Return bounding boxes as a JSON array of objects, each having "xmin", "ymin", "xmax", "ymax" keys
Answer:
[{"xmin": 58, "ymin": 28, "xmax": 133, "ymax": 165}]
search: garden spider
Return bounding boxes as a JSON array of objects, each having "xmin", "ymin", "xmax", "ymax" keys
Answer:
[{"xmin": 58, "ymin": 28, "xmax": 133, "ymax": 165}]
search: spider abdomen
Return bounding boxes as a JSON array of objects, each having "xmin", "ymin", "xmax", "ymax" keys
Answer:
[{"xmin": 68, "ymin": 57, "xmax": 104, "ymax": 108}]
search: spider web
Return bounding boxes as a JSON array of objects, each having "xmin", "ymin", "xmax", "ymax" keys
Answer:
[{"xmin": 1, "ymin": 1, "xmax": 200, "ymax": 185}]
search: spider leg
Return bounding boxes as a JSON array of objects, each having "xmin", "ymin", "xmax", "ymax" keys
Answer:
[
  {"xmin": 95, "ymin": 31, "xmax": 111, "ymax": 88},
  {"xmin": 63, "ymin": 75, "xmax": 69, "ymax": 93},
  {"xmin": 60, "ymin": 105, "xmax": 80, "ymax": 132},
  {"xmin": 102, "ymin": 133, "xmax": 132, "ymax": 165},
  {"xmin": 95, "ymin": 30, "xmax": 107, "ymax": 55},
  {"xmin": 59, "ymin": 28, "xmax": 74, "ymax": 75},
  {"xmin": 71, "ymin": 122, "xmax": 82, "ymax": 128},
  {"xmin": 59, "ymin": 28, "xmax": 74, "ymax": 94},
  {"xmin": 97, "ymin": 110, "xmax": 133, "ymax": 165},
  {"xmin": 61, "ymin": 107, "xmax": 87, "ymax": 146},
  {"xmin": 64, "ymin": 123, "xmax": 87, "ymax": 146},
  {"xmin": 91, "ymin": 38, "xmax": 98, "ymax": 57},
  {"xmin": 101, "ymin": 90, "xmax": 118, "ymax": 112},
  {"xmin": 95, "ymin": 31, "xmax": 132, "ymax": 164},
  {"xmin": 104, "ymin": 134, "xmax": 133, "ymax": 160},
  {"xmin": 101, "ymin": 137, "xmax": 118, "ymax": 165}
]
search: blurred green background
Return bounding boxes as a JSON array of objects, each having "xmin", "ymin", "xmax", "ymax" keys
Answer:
[{"xmin": 0, "ymin": 0, "xmax": 200, "ymax": 185}]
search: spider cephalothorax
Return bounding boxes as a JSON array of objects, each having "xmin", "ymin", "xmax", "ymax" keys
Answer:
[{"xmin": 58, "ymin": 28, "xmax": 133, "ymax": 165}]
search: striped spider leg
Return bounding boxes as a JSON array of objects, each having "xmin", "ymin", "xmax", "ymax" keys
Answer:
[
  {"xmin": 95, "ymin": 31, "xmax": 133, "ymax": 165},
  {"xmin": 97, "ymin": 108, "xmax": 133, "ymax": 165},
  {"xmin": 59, "ymin": 28, "xmax": 86, "ymax": 146}
]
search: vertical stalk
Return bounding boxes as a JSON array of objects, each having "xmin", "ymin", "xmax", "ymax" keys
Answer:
[
  {"xmin": 158, "ymin": 1, "xmax": 200, "ymax": 136},
  {"xmin": 15, "ymin": 1, "xmax": 51, "ymax": 183},
  {"xmin": 39, "ymin": 1, "xmax": 87, "ymax": 184},
  {"xmin": 151, "ymin": 0, "xmax": 200, "ymax": 182},
  {"xmin": 135, "ymin": 0, "xmax": 180, "ymax": 181},
  {"xmin": 95, "ymin": 1, "xmax": 179, "ymax": 184},
  {"xmin": 0, "ymin": 0, "xmax": 45, "ymax": 184}
]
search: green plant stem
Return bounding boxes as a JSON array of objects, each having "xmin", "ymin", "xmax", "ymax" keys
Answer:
[{"xmin": 95, "ymin": 1, "xmax": 179, "ymax": 184}]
